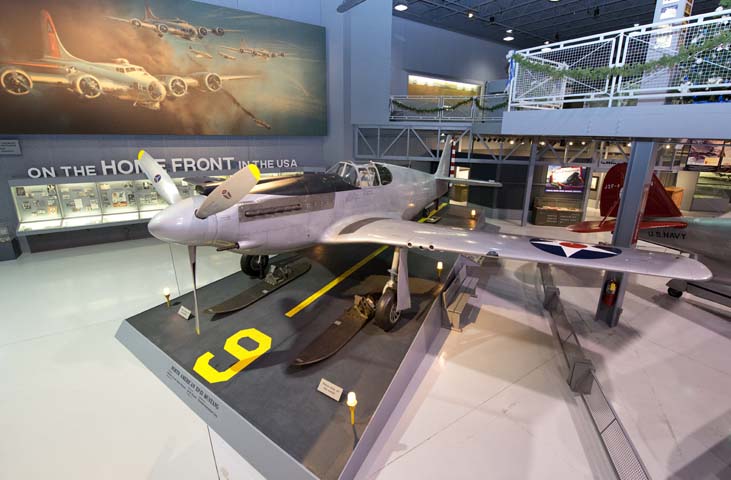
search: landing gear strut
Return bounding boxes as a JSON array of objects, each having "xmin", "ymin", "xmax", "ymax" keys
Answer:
[
  {"xmin": 241, "ymin": 255, "xmax": 269, "ymax": 278},
  {"xmin": 374, "ymin": 247, "xmax": 410, "ymax": 331}
]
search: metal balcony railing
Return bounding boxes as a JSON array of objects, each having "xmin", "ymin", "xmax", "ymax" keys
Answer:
[
  {"xmin": 388, "ymin": 94, "xmax": 508, "ymax": 122},
  {"xmin": 508, "ymin": 8, "xmax": 731, "ymax": 110}
]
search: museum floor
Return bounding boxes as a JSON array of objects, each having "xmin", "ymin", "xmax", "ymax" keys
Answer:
[{"xmin": 1, "ymin": 220, "xmax": 729, "ymax": 479}]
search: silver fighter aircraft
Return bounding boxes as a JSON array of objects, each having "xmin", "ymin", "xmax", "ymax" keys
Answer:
[
  {"xmin": 107, "ymin": 2, "xmax": 240, "ymax": 41},
  {"xmin": 570, "ymin": 163, "xmax": 731, "ymax": 306},
  {"xmin": 135, "ymin": 143, "xmax": 711, "ymax": 334},
  {"xmin": 0, "ymin": 10, "xmax": 254, "ymax": 110}
]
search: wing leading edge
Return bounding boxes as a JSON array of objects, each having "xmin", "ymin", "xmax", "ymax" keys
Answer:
[{"xmin": 321, "ymin": 218, "xmax": 712, "ymax": 281}]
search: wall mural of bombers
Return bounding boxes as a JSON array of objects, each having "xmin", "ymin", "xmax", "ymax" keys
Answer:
[{"xmin": 0, "ymin": 0, "xmax": 327, "ymax": 135}]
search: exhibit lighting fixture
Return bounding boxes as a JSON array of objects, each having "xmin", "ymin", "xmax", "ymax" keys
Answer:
[
  {"xmin": 436, "ymin": 260, "xmax": 444, "ymax": 279},
  {"xmin": 163, "ymin": 287, "xmax": 171, "ymax": 307},
  {"xmin": 509, "ymin": 140, "xmax": 515, "ymax": 144},
  {"xmin": 634, "ymin": 23, "xmax": 640, "ymax": 27},
  {"xmin": 549, "ymin": 0, "xmax": 560, "ymax": 2},
  {"xmin": 627, "ymin": 142, "xmax": 632, "ymax": 147},
  {"xmin": 581, "ymin": 141, "xmax": 586, "ymax": 145},
  {"xmin": 569, "ymin": 141, "xmax": 574, "ymax": 146},
  {"xmin": 541, "ymin": 47, "xmax": 551, "ymax": 52},
  {"xmin": 467, "ymin": 10, "xmax": 475, "ymax": 18},
  {"xmin": 470, "ymin": 209, "xmax": 477, "ymax": 219},
  {"xmin": 503, "ymin": 35, "xmax": 515, "ymax": 41},
  {"xmin": 346, "ymin": 392, "xmax": 358, "ymax": 425},
  {"xmin": 394, "ymin": 1, "xmax": 408, "ymax": 11},
  {"xmin": 506, "ymin": 29, "xmax": 513, "ymax": 33}
]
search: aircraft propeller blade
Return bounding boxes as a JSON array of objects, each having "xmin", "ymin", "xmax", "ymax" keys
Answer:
[
  {"xmin": 188, "ymin": 245, "xmax": 200, "ymax": 336},
  {"xmin": 195, "ymin": 163, "xmax": 260, "ymax": 219},
  {"xmin": 136, "ymin": 150, "xmax": 182, "ymax": 205}
]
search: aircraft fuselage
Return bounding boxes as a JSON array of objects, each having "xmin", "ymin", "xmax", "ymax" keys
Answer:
[{"xmin": 148, "ymin": 163, "xmax": 447, "ymax": 255}]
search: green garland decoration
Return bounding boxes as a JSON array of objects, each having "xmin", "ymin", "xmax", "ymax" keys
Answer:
[
  {"xmin": 391, "ymin": 98, "xmax": 508, "ymax": 114},
  {"xmin": 512, "ymin": 30, "xmax": 731, "ymax": 81}
]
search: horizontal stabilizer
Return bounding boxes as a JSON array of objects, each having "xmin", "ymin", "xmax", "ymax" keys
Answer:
[
  {"xmin": 568, "ymin": 219, "xmax": 687, "ymax": 233},
  {"xmin": 435, "ymin": 176, "xmax": 502, "ymax": 187}
]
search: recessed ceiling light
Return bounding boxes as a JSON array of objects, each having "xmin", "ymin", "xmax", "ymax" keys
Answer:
[
  {"xmin": 503, "ymin": 35, "xmax": 515, "ymax": 41},
  {"xmin": 549, "ymin": 0, "xmax": 560, "ymax": 2},
  {"xmin": 634, "ymin": 23, "xmax": 640, "ymax": 27},
  {"xmin": 394, "ymin": 1, "xmax": 408, "ymax": 12},
  {"xmin": 544, "ymin": 40, "xmax": 550, "ymax": 45},
  {"xmin": 506, "ymin": 29, "xmax": 513, "ymax": 33},
  {"xmin": 467, "ymin": 10, "xmax": 475, "ymax": 18}
]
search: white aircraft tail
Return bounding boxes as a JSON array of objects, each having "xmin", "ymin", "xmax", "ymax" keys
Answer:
[
  {"xmin": 433, "ymin": 135, "xmax": 502, "ymax": 188},
  {"xmin": 40, "ymin": 10, "xmax": 76, "ymax": 61},
  {"xmin": 434, "ymin": 136, "xmax": 455, "ymax": 178}
]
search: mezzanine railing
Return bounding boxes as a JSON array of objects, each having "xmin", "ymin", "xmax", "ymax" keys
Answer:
[
  {"xmin": 508, "ymin": 8, "xmax": 731, "ymax": 110},
  {"xmin": 388, "ymin": 94, "xmax": 508, "ymax": 122}
]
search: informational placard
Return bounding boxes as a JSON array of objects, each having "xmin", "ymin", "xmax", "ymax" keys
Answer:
[
  {"xmin": 0, "ymin": 139, "xmax": 21, "ymax": 156},
  {"xmin": 317, "ymin": 378, "xmax": 343, "ymax": 402},
  {"xmin": 177, "ymin": 305, "xmax": 192, "ymax": 320}
]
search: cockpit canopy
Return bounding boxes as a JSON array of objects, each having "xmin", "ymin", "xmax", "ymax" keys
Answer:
[{"xmin": 326, "ymin": 161, "xmax": 392, "ymax": 187}]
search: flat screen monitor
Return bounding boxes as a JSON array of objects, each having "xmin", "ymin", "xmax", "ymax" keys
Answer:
[{"xmin": 545, "ymin": 165, "xmax": 587, "ymax": 194}]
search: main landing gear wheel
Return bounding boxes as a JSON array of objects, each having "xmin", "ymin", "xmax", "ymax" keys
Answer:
[
  {"xmin": 241, "ymin": 255, "xmax": 269, "ymax": 277},
  {"xmin": 374, "ymin": 288, "xmax": 400, "ymax": 331},
  {"xmin": 668, "ymin": 287, "xmax": 684, "ymax": 298}
]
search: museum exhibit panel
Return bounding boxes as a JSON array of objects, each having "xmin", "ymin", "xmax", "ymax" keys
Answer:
[{"xmin": 2, "ymin": 0, "xmax": 731, "ymax": 480}]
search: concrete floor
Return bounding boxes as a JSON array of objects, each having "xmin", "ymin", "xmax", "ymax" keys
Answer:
[{"xmin": 1, "ymin": 223, "xmax": 730, "ymax": 479}]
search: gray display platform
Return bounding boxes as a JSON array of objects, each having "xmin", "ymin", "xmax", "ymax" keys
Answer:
[{"xmin": 116, "ymin": 206, "xmax": 478, "ymax": 480}]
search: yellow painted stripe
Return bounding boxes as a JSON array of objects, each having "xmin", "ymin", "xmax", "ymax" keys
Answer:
[
  {"xmin": 285, "ymin": 245, "xmax": 388, "ymax": 317},
  {"xmin": 284, "ymin": 202, "xmax": 449, "ymax": 318}
]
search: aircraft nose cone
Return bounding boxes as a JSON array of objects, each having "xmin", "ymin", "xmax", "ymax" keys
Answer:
[{"xmin": 148, "ymin": 197, "xmax": 215, "ymax": 245}]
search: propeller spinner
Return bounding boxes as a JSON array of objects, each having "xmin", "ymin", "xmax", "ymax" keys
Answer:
[{"xmin": 136, "ymin": 150, "xmax": 261, "ymax": 335}]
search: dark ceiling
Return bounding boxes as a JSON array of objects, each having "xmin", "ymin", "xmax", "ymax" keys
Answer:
[{"xmin": 393, "ymin": 0, "xmax": 722, "ymax": 48}]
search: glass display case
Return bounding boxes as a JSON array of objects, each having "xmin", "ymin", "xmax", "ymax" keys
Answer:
[
  {"xmin": 12, "ymin": 184, "xmax": 62, "ymax": 223},
  {"xmin": 98, "ymin": 181, "xmax": 138, "ymax": 215},
  {"xmin": 57, "ymin": 182, "xmax": 102, "ymax": 218},
  {"xmin": 10, "ymin": 177, "xmax": 201, "ymax": 234}
]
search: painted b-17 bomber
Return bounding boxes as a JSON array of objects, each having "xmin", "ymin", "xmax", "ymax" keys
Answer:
[
  {"xmin": 107, "ymin": 1, "xmax": 240, "ymax": 41},
  {"xmin": 220, "ymin": 39, "xmax": 287, "ymax": 60},
  {"xmin": 134, "ymin": 139, "xmax": 711, "ymax": 335},
  {"xmin": 0, "ymin": 10, "xmax": 254, "ymax": 110}
]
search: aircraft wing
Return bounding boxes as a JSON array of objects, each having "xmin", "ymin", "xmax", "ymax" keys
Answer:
[
  {"xmin": 320, "ymin": 217, "xmax": 712, "ymax": 281},
  {"xmin": 220, "ymin": 75, "xmax": 257, "ymax": 81},
  {"xmin": 106, "ymin": 16, "xmax": 158, "ymax": 31},
  {"xmin": 435, "ymin": 176, "xmax": 502, "ymax": 187}
]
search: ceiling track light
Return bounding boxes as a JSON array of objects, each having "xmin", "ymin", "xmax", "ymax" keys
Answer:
[
  {"xmin": 506, "ymin": 28, "xmax": 513, "ymax": 33},
  {"xmin": 393, "ymin": 1, "xmax": 408, "ymax": 12},
  {"xmin": 467, "ymin": 10, "xmax": 475, "ymax": 18},
  {"xmin": 503, "ymin": 35, "xmax": 515, "ymax": 41}
]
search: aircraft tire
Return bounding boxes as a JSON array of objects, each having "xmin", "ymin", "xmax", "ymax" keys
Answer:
[
  {"xmin": 374, "ymin": 288, "xmax": 400, "ymax": 331},
  {"xmin": 241, "ymin": 255, "xmax": 268, "ymax": 277},
  {"xmin": 667, "ymin": 287, "xmax": 683, "ymax": 298}
]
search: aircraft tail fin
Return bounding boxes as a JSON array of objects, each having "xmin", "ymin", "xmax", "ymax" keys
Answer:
[
  {"xmin": 600, "ymin": 163, "xmax": 682, "ymax": 218},
  {"xmin": 144, "ymin": 1, "xmax": 159, "ymax": 20},
  {"xmin": 40, "ymin": 10, "xmax": 75, "ymax": 60},
  {"xmin": 435, "ymin": 136, "xmax": 455, "ymax": 178}
]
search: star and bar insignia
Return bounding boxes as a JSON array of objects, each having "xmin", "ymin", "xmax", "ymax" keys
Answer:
[{"xmin": 530, "ymin": 238, "xmax": 621, "ymax": 259}]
